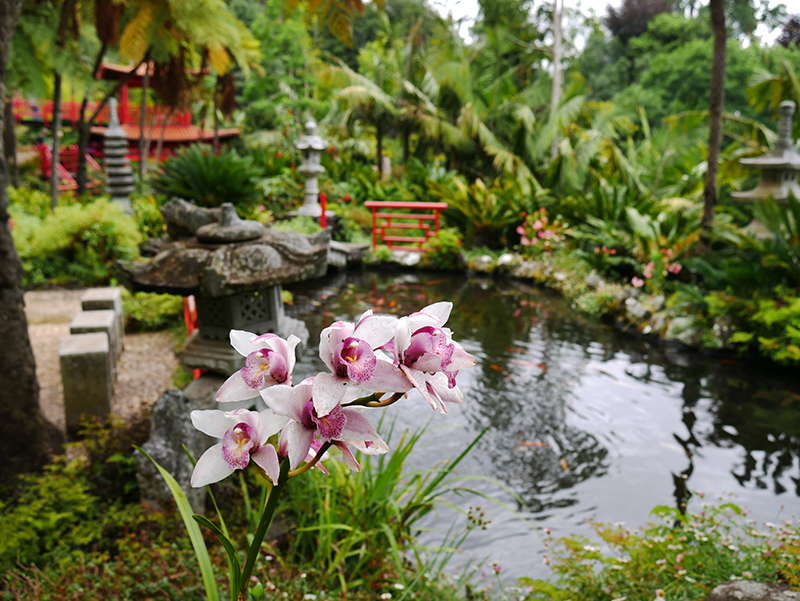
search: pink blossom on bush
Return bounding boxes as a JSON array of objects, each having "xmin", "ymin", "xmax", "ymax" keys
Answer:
[
  {"xmin": 632, "ymin": 277, "xmax": 645, "ymax": 288},
  {"xmin": 643, "ymin": 262, "xmax": 655, "ymax": 279}
]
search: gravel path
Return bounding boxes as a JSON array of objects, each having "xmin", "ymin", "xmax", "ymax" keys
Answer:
[{"xmin": 24, "ymin": 289, "xmax": 180, "ymax": 433}]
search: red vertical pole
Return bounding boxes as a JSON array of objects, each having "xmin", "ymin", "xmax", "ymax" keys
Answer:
[
  {"xmin": 371, "ymin": 206, "xmax": 377, "ymax": 250},
  {"xmin": 434, "ymin": 209, "xmax": 441, "ymax": 234},
  {"xmin": 120, "ymin": 83, "xmax": 129, "ymax": 124},
  {"xmin": 320, "ymin": 193, "xmax": 327, "ymax": 228}
]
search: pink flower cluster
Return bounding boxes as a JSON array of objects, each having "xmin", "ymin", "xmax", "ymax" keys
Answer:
[
  {"xmin": 190, "ymin": 303, "xmax": 476, "ymax": 487},
  {"xmin": 517, "ymin": 208, "xmax": 568, "ymax": 254},
  {"xmin": 594, "ymin": 246, "xmax": 617, "ymax": 255},
  {"xmin": 630, "ymin": 249, "xmax": 682, "ymax": 288}
]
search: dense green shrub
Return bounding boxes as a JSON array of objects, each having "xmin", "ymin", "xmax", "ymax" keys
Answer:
[
  {"xmin": 270, "ymin": 215, "xmax": 322, "ymax": 234},
  {"xmin": 12, "ymin": 197, "xmax": 141, "ymax": 286},
  {"xmin": 130, "ymin": 194, "xmax": 166, "ymax": 239},
  {"xmin": 122, "ymin": 289, "xmax": 184, "ymax": 332},
  {"xmin": 152, "ymin": 145, "xmax": 263, "ymax": 210},
  {"xmin": 421, "ymin": 228, "xmax": 464, "ymax": 271},
  {"xmin": 7, "ymin": 185, "xmax": 53, "ymax": 219}
]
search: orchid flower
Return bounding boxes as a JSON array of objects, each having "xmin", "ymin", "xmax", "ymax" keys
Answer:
[
  {"xmin": 216, "ymin": 331, "xmax": 301, "ymax": 403},
  {"xmin": 190, "ymin": 408, "xmax": 287, "ymax": 487},
  {"xmin": 313, "ymin": 311, "xmax": 410, "ymax": 417},
  {"xmin": 261, "ymin": 378, "xmax": 388, "ymax": 471},
  {"xmin": 392, "ymin": 302, "xmax": 476, "ymax": 413}
]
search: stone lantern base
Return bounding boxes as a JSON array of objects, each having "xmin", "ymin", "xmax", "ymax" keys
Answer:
[{"xmin": 179, "ymin": 285, "xmax": 309, "ymax": 376}]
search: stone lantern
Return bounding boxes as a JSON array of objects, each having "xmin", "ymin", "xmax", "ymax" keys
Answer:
[
  {"xmin": 733, "ymin": 100, "xmax": 800, "ymax": 203},
  {"xmin": 104, "ymin": 98, "xmax": 135, "ymax": 213},
  {"xmin": 293, "ymin": 119, "xmax": 327, "ymax": 217},
  {"xmin": 117, "ymin": 199, "xmax": 330, "ymax": 376}
]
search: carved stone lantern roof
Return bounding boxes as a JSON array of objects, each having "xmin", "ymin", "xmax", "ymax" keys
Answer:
[
  {"xmin": 117, "ymin": 199, "xmax": 330, "ymax": 375},
  {"xmin": 294, "ymin": 120, "xmax": 327, "ymax": 152},
  {"xmin": 733, "ymin": 101, "xmax": 800, "ymax": 202}
]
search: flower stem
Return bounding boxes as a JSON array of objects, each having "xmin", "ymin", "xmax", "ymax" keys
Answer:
[
  {"xmin": 365, "ymin": 392, "xmax": 405, "ymax": 408},
  {"xmin": 239, "ymin": 460, "xmax": 289, "ymax": 598},
  {"xmin": 342, "ymin": 392, "xmax": 383, "ymax": 407},
  {"xmin": 287, "ymin": 441, "xmax": 332, "ymax": 478}
]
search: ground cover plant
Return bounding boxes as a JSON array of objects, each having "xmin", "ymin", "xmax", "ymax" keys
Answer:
[{"xmin": 518, "ymin": 503, "xmax": 800, "ymax": 601}]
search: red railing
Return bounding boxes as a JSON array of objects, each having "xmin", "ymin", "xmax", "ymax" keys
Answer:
[
  {"xmin": 35, "ymin": 143, "xmax": 103, "ymax": 192},
  {"xmin": 11, "ymin": 97, "xmax": 191, "ymax": 128},
  {"xmin": 364, "ymin": 201, "xmax": 449, "ymax": 252}
]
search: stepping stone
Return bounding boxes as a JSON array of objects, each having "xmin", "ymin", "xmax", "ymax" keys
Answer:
[
  {"xmin": 59, "ymin": 333, "xmax": 113, "ymax": 438},
  {"xmin": 70, "ymin": 310, "xmax": 120, "ymax": 370},
  {"xmin": 81, "ymin": 287, "xmax": 124, "ymax": 352}
]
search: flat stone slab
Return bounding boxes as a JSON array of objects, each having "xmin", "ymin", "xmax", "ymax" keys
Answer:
[
  {"xmin": 70, "ymin": 309, "xmax": 120, "ymax": 367},
  {"xmin": 81, "ymin": 287, "xmax": 125, "ymax": 348},
  {"xmin": 59, "ymin": 333, "xmax": 113, "ymax": 437}
]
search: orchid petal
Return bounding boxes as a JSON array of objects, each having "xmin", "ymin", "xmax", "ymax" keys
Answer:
[
  {"xmin": 449, "ymin": 344, "xmax": 477, "ymax": 370},
  {"xmin": 339, "ymin": 408, "xmax": 381, "ymax": 441},
  {"xmin": 351, "ymin": 437, "xmax": 389, "ymax": 455},
  {"xmin": 319, "ymin": 321, "xmax": 355, "ymax": 372},
  {"xmin": 312, "ymin": 372, "xmax": 349, "ymax": 417},
  {"xmin": 230, "ymin": 329, "xmax": 259, "ymax": 357},
  {"xmin": 191, "ymin": 443, "xmax": 235, "ymax": 487},
  {"xmin": 284, "ymin": 421, "xmax": 315, "ymax": 470},
  {"xmin": 261, "ymin": 384, "xmax": 307, "ymax": 423},
  {"xmin": 216, "ymin": 371, "xmax": 259, "ymax": 403},
  {"xmin": 333, "ymin": 441, "xmax": 361, "ymax": 472},
  {"xmin": 353, "ymin": 313, "xmax": 398, "ymax": 349},
  {"xmin": 256, "ymin": 409, "xmax": 288, "ymax": 443},
  {"xmin": 191, "ymin": 410, "xmax": 233, "ymax": 438},
  {"xmin": 359, "ymin": 359, "xmax": 412, "ymax": 393},
  {"xmin": 251, "ymin": 444, "xmax": 281, "ymax": 483},
  {"xmin": 399, "ymin": 365, "xmax": 439, "ymax": 411},
  {"xmin": 419, "ymin": 301, "xmax": 452, "ymax": 324}
]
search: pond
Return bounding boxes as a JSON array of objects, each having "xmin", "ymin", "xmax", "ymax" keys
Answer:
[{"xmin": 285, "ymin": 270, "xmax": 800, "ymax": 581}]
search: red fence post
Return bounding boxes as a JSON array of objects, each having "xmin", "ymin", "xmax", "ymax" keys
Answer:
[{"xmin": 320, "ymin": 193, "xmax": 327, "ymax": 229}]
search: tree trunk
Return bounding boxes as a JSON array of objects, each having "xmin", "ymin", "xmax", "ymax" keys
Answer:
[
  {"xmin": 76, "ymin": 43, "xmax": 107, "ymax": 196},
  {"xmin": 154, "ymin": 106, "xmax": 174, "ymax": 165},
  {"xmin": 376, "ymin": 123, "xmax": 383, "ymax": 178},
  {"xmin": 0, "ymin": 0, "xmax": 64, "ymax": 484},
  {"xmin": 700, "ymin": 0, "xmax": 727, "ymax": 244},
  {"xmin": 50, "ymin": 72, "xmax": 62, "ymax": 208},
  {"xmin": 3, "ymin": 98, "xmax": 17, "ymax": 187},
  {"xmin": 550, "ymin": 0, "xmax": 563, "ymax": 160},
  {"xmin": 213, "ymin": 81, "xmax": 220, "ymax": 155},
  {"xmin": 138, "ymin": 66, "xmax": 149, "ymax": 189}
]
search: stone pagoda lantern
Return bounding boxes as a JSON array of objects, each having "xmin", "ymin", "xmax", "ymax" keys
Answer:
[
  {"xmin": 117, "ymin": 198, "xmax": 330, "ymax": 376},
  {"xmin": 104, "ymin": 98, "xmax": 135, "ymax": 213},
  {"xmin": 733, "ymin": 100, "xmax": 800, "ymax": 203},
  {"xmin": 293, "ymin": 119, "xmax": 327, "ymax": 217}
]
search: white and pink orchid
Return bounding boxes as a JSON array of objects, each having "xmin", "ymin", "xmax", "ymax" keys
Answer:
[
  {"xmin": 391, "ymin": 302, "xmax": 476, "ymax": 413},
  {"xmin": 313, "ymin": 310, "xmax": 410, "ymax": 417},
  {"xmin": 216, "ymin": 330, "xmax": 301, "ymax": 403},
  {"xmin": 190, "ymin": 408, "xmax": 287, "ymax": 487},
  {"xmin": 261, "ymin": 378, "xmax": 388, "ymax": 471}
]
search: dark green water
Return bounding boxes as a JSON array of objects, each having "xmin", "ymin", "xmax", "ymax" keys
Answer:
[{"xmin": 285, "ymin": 270, "xmax": 800, "ymax": 580}]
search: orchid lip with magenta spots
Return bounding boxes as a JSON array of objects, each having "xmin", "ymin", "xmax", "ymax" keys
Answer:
[{"xmin": 190, "ymin": 408, "xmax": 287, "ymax": 487}]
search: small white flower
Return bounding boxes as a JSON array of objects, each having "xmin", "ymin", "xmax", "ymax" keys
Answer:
[
  {"xmin": 393, "ymin": 583, "xmax": 405, "ymax": 590},
  {"xmin": 303, "ymin": 595, "xmax": 317, "ymax": 600},
  {"xmin": 380, "ymin": 594, "xmax": 392, "ymax": 600},
  {"xmin": 300, "ymin": 573, "xmax": 307, "ymax": 579}
]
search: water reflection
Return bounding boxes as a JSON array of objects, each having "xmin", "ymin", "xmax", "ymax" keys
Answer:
[{"xmin": 286, "ymin": 270, "xmax": 800, "ymax": 576}]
